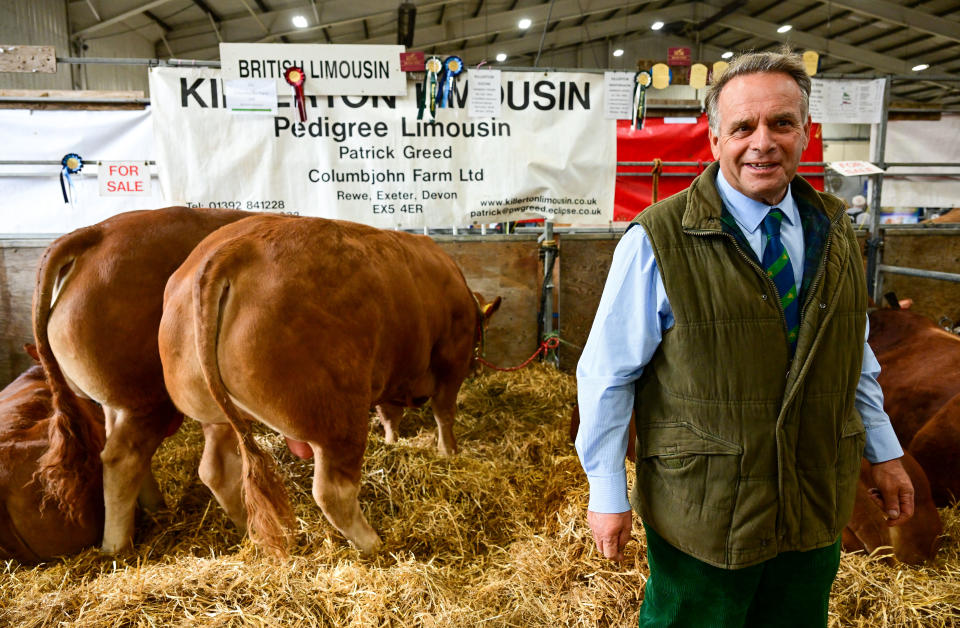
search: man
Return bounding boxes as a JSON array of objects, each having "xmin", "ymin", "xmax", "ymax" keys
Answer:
[{"xmin": 576, "ymin": 49, "xmax": 914, "ymax": 627}]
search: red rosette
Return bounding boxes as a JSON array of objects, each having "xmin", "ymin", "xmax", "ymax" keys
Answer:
[{"xmin": 284, "ymin": 66, "xmax": 307, "ymax": 122}]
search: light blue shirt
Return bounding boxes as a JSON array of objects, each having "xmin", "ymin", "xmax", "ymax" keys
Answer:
[{"xmin": 575, "ymin": 170, "xmax": 904, "ymax": 514}]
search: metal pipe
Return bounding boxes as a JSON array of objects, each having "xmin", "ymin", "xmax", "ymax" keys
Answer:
[
  {"xmin": 867, "ymin": 76, "xmax": 891, "ymax": 303},
  {"xmin": 0, "ymin": 160, "xmax": 155, "ymax": 166},
  {"xmin": 884, "ymin": 162, "xmax": 960, "ymax": 168},
  {"xmin": 55, "ymin": 56, "xmax": 221, "ymax": 67},
  {"xmin": 878, "ymin": 265, "xmax": 960, "ymax": 284}
]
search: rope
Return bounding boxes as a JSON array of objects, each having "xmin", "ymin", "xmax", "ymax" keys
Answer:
[
  {"xmin": 651, "ymin": 158, "xmax": 663, "ymax": 204},
  {"xmin": 477, "ymin": 336, "xmax": 560, "ymax": 372}
]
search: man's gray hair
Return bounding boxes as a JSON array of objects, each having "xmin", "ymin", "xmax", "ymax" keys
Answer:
[{"xmin": 705, "ymin": 47, "xmax": 811, "ymax": 135}]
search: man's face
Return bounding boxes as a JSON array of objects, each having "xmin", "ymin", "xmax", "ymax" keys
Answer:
[{"xmin": 708, "ymin": 72, "xmax": 811, "ymax": 206}]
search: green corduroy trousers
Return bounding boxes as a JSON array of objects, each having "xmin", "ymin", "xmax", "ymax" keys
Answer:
[{"xmin": 637, "ymin": 524, "xmax": 841, "ymax": 628}]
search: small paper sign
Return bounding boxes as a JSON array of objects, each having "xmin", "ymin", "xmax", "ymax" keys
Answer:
[
  {"xmin": 98, "ymin": 161, "xmax": 150, "ymax": 196},
  {"xmin": 224, "ymin": 79, "xmax": 277, "ymax": 115},
  {"xmin": 828, "ymin": 161, "xmax": 885, "ymax": 177},
  {"xmin": 604, "ymin": 71, "xmax": 636, "ymax": 120},
  {"xmin": 467, "ymin": 69, "xmax": 501, "ymax": 118}
]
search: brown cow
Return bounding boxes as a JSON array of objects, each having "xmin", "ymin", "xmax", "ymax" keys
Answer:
[
  {"xmin": 158, "ymin": 214, "xmax": 501, "ymax": 555},
  {"xmin": 868, "ymin": 305, "xmax": 960, "ymax": 505},
  {"xmin": 908, "ymin": 393, "xmax": 960, "ymax": 506},
  {"xmin": 33, "ymin": 206, "xmax": 251, "ymax": 553},
  {"xmin": 0, "ymin": 347, "xmax": 104, "ymax": 562},
  {"xmin": 868, "ymin": 307, "xmax": 960, "ymax": 444},
  {"xmin": 926, "ymin": 208, "xmax": 960, "ymax": 223},
  {"xmin": 842, "ymin": 452, "xmax": 942, "ymax": 564},
  {"xmin": 569, "ymin": 404, "xmax": 942, "ymax": 563}
]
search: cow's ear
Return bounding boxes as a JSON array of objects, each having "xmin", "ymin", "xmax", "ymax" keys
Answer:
[
  {"xmin": 23, "ymin": 343, "xmax": 39, "ymax": 362},
  {"xmin": 482, "ymin": 296, "xmax": 502, "ymax": 320}
]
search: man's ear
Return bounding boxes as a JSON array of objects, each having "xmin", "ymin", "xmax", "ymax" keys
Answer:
[
  {"xmin": 802, "ymin": 115, "xmax": 812, "ymax": 150},
  {"xmin": 708, "ymin": 128, "xmax": 721, "ymax": 160}
]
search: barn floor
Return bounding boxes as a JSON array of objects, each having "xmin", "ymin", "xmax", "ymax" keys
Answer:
[{"xmin": 1, "ymin": 365, "xmax": 958, "ymax": 627}]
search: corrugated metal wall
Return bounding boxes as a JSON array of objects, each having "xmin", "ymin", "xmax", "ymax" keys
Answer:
[
  {"xmin": 83, "ymin": 30, "xmax": 155, "ymax": 94},
  {"xmin": 0, "ymin": 0, "xmax": 72, "ymax": 90}
]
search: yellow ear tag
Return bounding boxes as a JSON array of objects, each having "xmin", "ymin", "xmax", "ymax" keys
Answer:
[
  {"xmin": 651, "ymin": 63, "xmax": 670, "ymax": 89},
  {"xmin": 712, "ymin": 61, "xmax": 729, "ymax": 83},
  {"xmin": 689, "ymin": 63, "xmax": 708, "ymax": 89},
  {"xmin": 802, "ymin": 50, "xmax": 819, "ymax": 76},
  {"xmin": 482, "ymin": 303, "xmax": 494, "ymax": 317}
]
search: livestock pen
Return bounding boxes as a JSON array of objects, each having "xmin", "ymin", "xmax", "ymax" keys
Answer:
[
  {"xmin": 0, "ymin": 365, "xmax": 957, "ymax": 626},
  {"xmin": 2, "ymin": 231, "xmax": 960, "ymax": 626}
]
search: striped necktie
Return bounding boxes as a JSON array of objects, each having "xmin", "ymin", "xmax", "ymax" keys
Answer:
[{"xmin": 761, "ymin": 208, "xmax": 800, "ymax": 354}]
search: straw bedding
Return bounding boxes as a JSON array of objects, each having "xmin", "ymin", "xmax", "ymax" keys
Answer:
[{"xmin": 1, "ymin": 364, "xmax": 957, "ymax": 626}]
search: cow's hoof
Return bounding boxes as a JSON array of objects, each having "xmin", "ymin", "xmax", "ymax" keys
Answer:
[{"xmin": 352, "ymin": 533, "xmax": 383, "ymax": 556}]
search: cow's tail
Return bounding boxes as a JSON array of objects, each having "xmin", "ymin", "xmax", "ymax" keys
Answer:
[
  {"xmin": 193, "ymin": 250, "xmax": 294, "ymax": 557},
  {"xmin": 33, "ymin": 228, "xmax": 107, "ymax": 524}
]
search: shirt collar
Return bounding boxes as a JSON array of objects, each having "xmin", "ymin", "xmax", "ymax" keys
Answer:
[{"xmin": 715, "ymin": 169, "xmax": 799, "ymax": 235}]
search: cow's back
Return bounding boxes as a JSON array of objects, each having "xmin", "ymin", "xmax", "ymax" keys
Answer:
[
  {"xmin": 162, "ymin": 214, "xmax": 475, "ymax": 436},
  {"xmin": 46, "ymin": 206, "xmax": 252, "ymax": 408}
]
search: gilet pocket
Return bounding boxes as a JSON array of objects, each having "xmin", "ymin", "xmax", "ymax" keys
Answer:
[{"xmin": 637, "ymin": 422, "xmax": 743, "ymax": 513}]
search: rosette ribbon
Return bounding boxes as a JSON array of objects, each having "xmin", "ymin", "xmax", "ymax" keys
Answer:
[
  {"xmin": 632, "ymin": 71, "xmax": 652, "ymax": 131},
  {"xmin": 418, "ymin": 56, "xmax": 443, "ymax": 120},
  {"xmin": 284, "ymin": 66, "xmax": 307, "ymax": 123},
  {"xmin": 60, "ymin": 153, "xmax": 83, "ymax": 206},
  {"xmin": 439, "ymin": 55, "xmax": 463, "ymax": 108}
]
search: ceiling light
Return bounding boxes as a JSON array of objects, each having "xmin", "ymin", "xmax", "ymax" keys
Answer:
[
  {"xmin": 777, "ymin": 24, "xmax": 792, "ymax": 33},
  {"xmin": 721, "ymin": 51, "xmax": 733, "ymax": 59},
  {"xmin": 613, "ymin": 48, "xmax": 624, "ymax": 57},
  {"xmin": 651, "ymin": 21, "xmax": 664, "ymax": 30},
  {"xmin": 292, "ymin": 15, "xmax": 308, "ymax": 28},
  {"xmin": 912, "ymin": 63, "xmax": 929, "ymax": 72},
  {"xmin": 496, "ymin": 52, "xmax": 507, "ymax": 62},
  {"xmin": 518, "ymin": 18, "xmax": 532, "ymax": 29}
]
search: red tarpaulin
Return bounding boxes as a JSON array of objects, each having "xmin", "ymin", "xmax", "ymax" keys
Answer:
[{"xmin": 614, "ymin": 115, "xmax": 824, "ymax": 222}]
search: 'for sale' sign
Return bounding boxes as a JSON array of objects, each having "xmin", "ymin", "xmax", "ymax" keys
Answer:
[{"xmin": 99, "ymin": 161, "xmax": 151, "ymax": 196}]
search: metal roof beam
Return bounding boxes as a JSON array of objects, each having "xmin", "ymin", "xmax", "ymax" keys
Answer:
[
  {"xmin": 714, "ymin": 11, "xmax": 914, "ymax": 74},
  {"xmin": 826, "ymin": 0, "xmax": 960, "ymax": 45},
  {"xmin": 72, "ymin": 0, "xmax": 178, "ymax": 39},
  {"xmin": 175, "ymin": 0, "xmax": 665, "ymax": 57}
]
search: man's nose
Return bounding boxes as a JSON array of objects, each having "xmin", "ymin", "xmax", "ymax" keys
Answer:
[{"xmin": 750, "ymin": 125, "xmax": 776, "ymax": 152}]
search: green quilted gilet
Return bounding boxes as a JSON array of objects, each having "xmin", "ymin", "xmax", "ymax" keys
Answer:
[{"xmin": 629, "ymin": 163, "xmax": 867, "ymax": 569}]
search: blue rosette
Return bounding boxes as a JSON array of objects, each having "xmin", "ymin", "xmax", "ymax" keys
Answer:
[
  {"xmin": 60, "ymin": 153, "xmax": 83, "ymax": 205},
  {"xmin": 439, "ymin": 55, "xmax": 464, "ymax": 108}
]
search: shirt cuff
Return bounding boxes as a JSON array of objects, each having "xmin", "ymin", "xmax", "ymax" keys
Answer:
[
  {"xmin": 862, "ymin": 421, "xmax": 905, "ymax": 463},
  {"xmin": 586, "ymin": 471, "xmax": 632, "ymax": 513}
]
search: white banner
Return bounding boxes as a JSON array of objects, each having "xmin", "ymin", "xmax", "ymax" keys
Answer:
[
  {"xmin": 149, "ymin": 67, "xmax": 616, "ymax": 227},
  {"xmin": 0, "ymin": 109, "xmax": 168, "ymax": 234}
]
